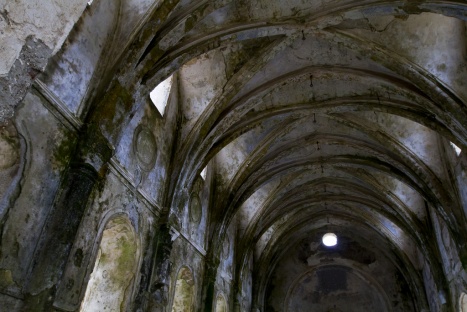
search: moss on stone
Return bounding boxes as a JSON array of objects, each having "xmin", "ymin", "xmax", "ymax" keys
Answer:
[
  {"xmin": 0, "ymin": 269, "xmax": 15, "ymax": 289},
  {"xmin": 52, "ymin": 130, "xmax": 77, "ymax": 171},
  {"xmin": 115, "ymin": 236, "xmax": 137, "ymax": 283}
]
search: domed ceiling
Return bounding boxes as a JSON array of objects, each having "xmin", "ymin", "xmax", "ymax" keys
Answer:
[{"xmin": 117, "ymin": 1, "xmax": 466, "ymax": 310}]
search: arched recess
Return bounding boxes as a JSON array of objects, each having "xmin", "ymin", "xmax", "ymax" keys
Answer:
[
  {"xmin": 215, "ymin": 292, "xmax": 227, "ymax": 312},
  {"xmin": 171, "ymin": 266, "xmax": 195, "ymax": 312},
  {"xmin": 80, "ymin": 216, "xmax": 138, "ymax": 311},
  {"xmin": 284, "ymin": 265, "xmax": 390, "ymax": 312},
  {"xmin": 460, "ymin": 292, "xmax": 467, "ymax": 312}
]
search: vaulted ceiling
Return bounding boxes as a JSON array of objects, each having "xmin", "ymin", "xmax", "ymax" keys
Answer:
[
  {"xmin": 97, "ymin": 1, "xmax": 467, "ymax": 310},
  {"xmin": 2, "ymin": 0, "xmax": 467, "ymax": 311}
]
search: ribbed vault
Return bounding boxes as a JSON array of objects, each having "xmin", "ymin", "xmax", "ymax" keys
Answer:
[
  {"xmin": 101, "ymin": 0, "xmax": 467, "ymax": 310},
  {"xmin": 3, "ymin": 0, "xmax": 467, "ymax": 311}
]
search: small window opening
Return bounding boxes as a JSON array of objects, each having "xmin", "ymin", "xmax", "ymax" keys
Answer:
[
  {"xmin": 450, "ymin": 142, "xmax": 462, "ymax": 156},
  {"xmin": 200, "ymin": 167, "xmax": 207, "ymax": 180},
  {"xmin": 322, "ymin": 233, "xmax": 337, "ymax": 247},
  {"xmin": 150, "ymin": 75, "xmax": 174, "ymax": 117}
]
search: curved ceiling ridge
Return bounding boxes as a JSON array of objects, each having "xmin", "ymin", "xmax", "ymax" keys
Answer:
[{"xmin": 131, "ymin": 3, "xmax": 467, "ymax": 310}]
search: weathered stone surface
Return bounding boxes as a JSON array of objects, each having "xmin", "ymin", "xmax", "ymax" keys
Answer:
[
  {"xmin": 0, "ymin": 0, "xmax": 88, "ymax": 75},
  {"xmin": 0, "ymin": 36, "xmax": 51, "ymax": 122},
  {"xmin": 0, "ymin": 1, "xmax": 466, "ymax": 311}
]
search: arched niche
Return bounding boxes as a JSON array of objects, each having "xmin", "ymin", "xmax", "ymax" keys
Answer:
[
  {"xmin": 285, "ymin": 265, "xmax": 390, "ymax": 312},
  {"xmin": 171, "ymin": 266, "xmax": 195, "ymax": 312},
  {"xmin": 80, "ymin": 217, "xmax": 138, "ymax": 311},
  {"xmin": 460, "ymin": 292, "xmax": 467, "ymax": 312},
  {"xmin": 215, "ymin": 292, "xmax": 227, "ymax": 312}
]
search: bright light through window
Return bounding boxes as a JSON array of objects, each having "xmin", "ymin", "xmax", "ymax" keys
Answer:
[
  {"xmin": 450, "ymin": 142, "xmax": 461, "ymax": 156},
  {"xmin": 150, "ymin": 75, "xmax": 174, "ymax": 116},
  {"xmin": 200, "ymin": 167, "xmax": 207, "ymax": 180},
  {"xmin": 87, "ymin": 0, "xmax": 93, "ymax": 5},
  {"xmin": 322, "ymin": 233, "xmax": 337, "ymax": 247}
]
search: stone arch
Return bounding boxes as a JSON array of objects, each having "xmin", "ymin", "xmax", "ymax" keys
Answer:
[
  {"xmin": 215, "ymin": 292, "xmax": 227, "ymax": 312},
  {"xmin": 80, "ymin": 216, "xmax": 138, "ymax": 311},
  {"xmin": 171, "ymin": 266, "xmax": 195, "ymax": 312},
  {"xmin": 460, "ymin": 292, "xmax": 467, "ymax": 312}
]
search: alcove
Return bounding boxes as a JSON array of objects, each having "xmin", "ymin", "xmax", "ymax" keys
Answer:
[
  {"xmin": 215, "ymin": 293, "xmax": 227, "ymax": 312},
  {"xmin": 80, "ymin": 217, "xmax": 138, "ymax": 311},
  {"xmin": 171, "ymin": 266, "xmax": 195, "ymax": 312}
]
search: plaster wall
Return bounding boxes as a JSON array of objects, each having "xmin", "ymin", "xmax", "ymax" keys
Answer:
[
  {"xmin": 430, "ymin": 206, "xmax": 467, "ymax": 312},
  {"xmin": 113, "ymin": 75, "xmax": 179, "ymax": 209},
  {"xmin": 0, "ymin": 2, "xmax": 466, "ymax": 312},
  {"xmin": 240, "ymin": 254, "xmax": 253, "ymax": 312},
  {"xmin": 0, "ymin": 90, "xmax": 75, "ymax": 294},
  {"xmin": 0, "ymin": 0, "xmax": 88, "ymax": 75},
  {"xmin": 40, "ymin": 0, "xmax": 119, "ymax": 116},
  {"xmin": 178, "ymin": 49, "xmax": 227, "ymax": 142},
  {"xmin": 350, "ymin": 13, "xmax": 467, "ymax": 102},
  {"xmin": 215, "ymin": 222, "xmax": 236, "ymax": 312},
  {"xmin": 168, "ymin": 237, "xmax": 205, "ymax": 312},
  {"xmin": 54, "ymin": 169, "xmax": 157, "ymax": 310},
  {"xmin": 450, "ymin": 150, "xmax": 467, "ymax": 222},
  {"xmin": 182, "ymin": 172, "xmax": 210, "ymax": 251}
]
